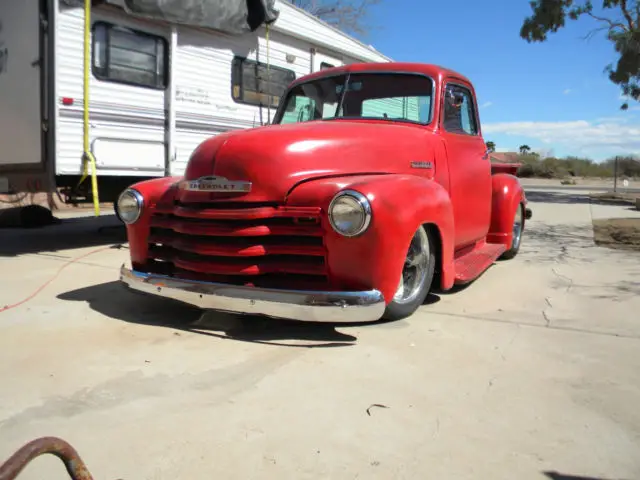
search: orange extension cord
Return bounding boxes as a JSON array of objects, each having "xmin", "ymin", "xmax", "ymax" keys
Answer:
[{"xmin": 0, "ymin": 245, "xmax": 115, "ymax": 314}]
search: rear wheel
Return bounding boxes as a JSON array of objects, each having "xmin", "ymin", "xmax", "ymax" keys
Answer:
[
  {"xmin": 382, "ymin": 225, "xmax": 436, "ymax": 321},
  {"xmin": 501, "ymin": 203, "xmax": 524, "ymax": 260}
]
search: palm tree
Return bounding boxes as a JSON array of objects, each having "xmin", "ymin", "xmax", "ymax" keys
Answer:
[{"xmin": 519, "ymin": 144, "xmax": 531, "ymax": 155}]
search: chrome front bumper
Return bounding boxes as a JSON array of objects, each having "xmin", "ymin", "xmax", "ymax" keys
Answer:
[{"xmin": 119, "ymin": 265, "xmax": 386, "ymax": 323}]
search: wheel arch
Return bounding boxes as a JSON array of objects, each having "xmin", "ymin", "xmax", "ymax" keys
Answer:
[
  {"xmin": 286, "ymin": 173, "xmax": 457, "ymax": 301},
  {"xmin": 488, "ymin": 173, "xmax": 526, "ymax": 249}
]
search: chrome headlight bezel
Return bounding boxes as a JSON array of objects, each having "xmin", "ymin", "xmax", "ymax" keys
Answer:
[
  {"xmin": 116, "ymin": 188, "xmax": 144, "ymax": 225},
  {"xmin": 328, "ymin": 189, "xmax": 372, "ymax": 237}
]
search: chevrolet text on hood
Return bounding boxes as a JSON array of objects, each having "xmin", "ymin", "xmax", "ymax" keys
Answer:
[{"xmin": 117, "ymin": 62, "xmax": 532, "ymax": 324}]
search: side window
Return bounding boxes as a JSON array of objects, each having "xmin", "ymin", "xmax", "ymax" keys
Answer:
[
  {"xmin": 443, "ymin": 84, "xmax": 478, "ymax": 135},
  {"xmin": 232, "ymin": 57, "xmax": 296, "ymax": 108},
  {"xmin": 92, "ymin": 22, "xmax": 167, "ymax": 89},
  {"xmin": 361, "ymin": 96, "xmax": 429, "ymax": 123}
]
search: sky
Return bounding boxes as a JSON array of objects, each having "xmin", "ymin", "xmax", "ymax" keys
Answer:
[{"xmin": 359, "ymin": 0, "xmax": 640, "ymax": 161}]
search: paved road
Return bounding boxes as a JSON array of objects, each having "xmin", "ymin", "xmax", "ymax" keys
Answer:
[
  {"xmin": 523, "ymin": 184, "xmax": 640, "ymax": 193},
  {"xmin": 0, "ymin": 189, "xmax": 639, "ymax": 479}
]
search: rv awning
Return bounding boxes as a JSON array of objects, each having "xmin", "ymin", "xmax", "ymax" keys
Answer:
[{"xmin": 62, "ymin": 0, "xmax": 279, "ymax": 34}]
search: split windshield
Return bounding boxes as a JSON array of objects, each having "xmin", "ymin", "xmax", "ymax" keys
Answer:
[{"xmin": 275, "ymin": 72, "xmax": 434, "ymax": 125}]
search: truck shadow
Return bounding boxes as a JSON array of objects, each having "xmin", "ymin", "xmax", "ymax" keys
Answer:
[
  {"xmin": 58, "ymin": 282, "xmax": 441, "ymax": 347},
  {"xmin": 57, "ymin": 281, "xmax": 362, "ymax": 348}
]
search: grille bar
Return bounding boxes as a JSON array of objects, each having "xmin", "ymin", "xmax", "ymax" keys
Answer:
[
  {"xmin": 149, "ymin": 233, "xmax": 325, "ymax": 257},
  {"xmin": 148, "ymin": 252, "xmax": 326, "ymax": 276},
  {"xmin": 160, "ymin": 205, "xmax": 321, "ymax": 220},
  {"xmin": 150, "ymin": 216, "xmax": 323, "ymax": 237}
]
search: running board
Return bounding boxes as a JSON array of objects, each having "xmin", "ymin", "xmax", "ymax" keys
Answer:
[{"xmin": 454, "ymin": 243, "xmax": 507, "ymax": 285}]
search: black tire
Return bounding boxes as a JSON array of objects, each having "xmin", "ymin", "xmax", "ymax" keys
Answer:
[
  {"xmin": 382, "ymin": 225, "xmax": 436, "ymax": 321},
  {"xmin": 501, "ymin": 203, "xmax": 524, "ymax": 260}
]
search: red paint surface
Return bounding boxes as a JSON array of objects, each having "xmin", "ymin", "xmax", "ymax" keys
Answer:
[
  {"xmin": 488, "ymin": 173, "xmax": 526, "ymax": 247},
  {"xmin": 124, "ymin": 63, "xmax": 527, "ymax": 303}
]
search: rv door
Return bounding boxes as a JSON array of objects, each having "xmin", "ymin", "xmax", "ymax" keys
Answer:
[
  {"xmin": 54, "ymin": 12, "xmax": 170, "ymax": 179},
  {"xmin": 0, "ymin": 0, "xmax": 45, "ymax": 189}
]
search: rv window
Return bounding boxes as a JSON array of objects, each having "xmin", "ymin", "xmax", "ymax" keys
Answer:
[
  {"xmin": 92, "ymin": 22, "xmax": 167, "ymax": 89},
  {"xmin": 231, "ymin": 57, "xmax": 296, "ymax": 108}
]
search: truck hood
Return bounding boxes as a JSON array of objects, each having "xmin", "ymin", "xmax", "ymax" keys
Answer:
[{"xmin": 180, "ymin": 120, "xmax": 437, "ymax": 203}]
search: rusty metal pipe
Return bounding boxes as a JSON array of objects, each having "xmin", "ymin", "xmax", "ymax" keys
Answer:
[{"xmin": 0, "ymin": 437, "xmax": 94, "ymax": 480}]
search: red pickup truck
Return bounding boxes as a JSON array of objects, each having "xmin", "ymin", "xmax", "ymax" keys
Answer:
[{"xmin": 117, "ymin": 62, "xmax": 531, "ymax": 323}]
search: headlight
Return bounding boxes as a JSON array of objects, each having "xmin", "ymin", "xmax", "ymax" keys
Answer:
[
  {"xmin": 328, "ymin": 189, "xmax": 372, "ymax": 237},
  {"xmin": 116, "ymin": 188, "xmax": 144, "ymax": 224}
]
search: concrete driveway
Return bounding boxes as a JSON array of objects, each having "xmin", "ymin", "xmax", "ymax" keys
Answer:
[{"xmin": 0, "ymin": 190, "xmax": 639, "ymax": 480}]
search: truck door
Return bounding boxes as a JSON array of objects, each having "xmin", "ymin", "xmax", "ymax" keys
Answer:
[
  {"xmin": 440, "ymin": 82, "xmax": 492, "ymax": 248},
  {"xmin": 0, "ymin": 0, "xmax": 46, "ymax": 185}
]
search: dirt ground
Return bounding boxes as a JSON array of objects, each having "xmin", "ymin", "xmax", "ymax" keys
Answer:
[
  {"xmin": 1, "ymin": 189, "xmax": 640, "ymax": 480},
  {"xmin": 593, "ymin": 218, "xmax": 640, "ymax": 251},
  {"xmin": 588, "ymin": 192, "xmax": 640, "ymax": 250}
]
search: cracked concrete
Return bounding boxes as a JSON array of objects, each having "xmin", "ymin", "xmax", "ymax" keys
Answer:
[{"xmin": 0, "ymin": 188, "xmax": 639, "ymax": 480}]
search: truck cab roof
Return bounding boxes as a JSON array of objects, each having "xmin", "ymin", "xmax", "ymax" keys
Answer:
[{"xmin": 291, "ymin": 62, "xmax": 474, "ymax": 88}]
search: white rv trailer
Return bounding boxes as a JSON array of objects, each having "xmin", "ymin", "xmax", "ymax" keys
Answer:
[{"xmin": 0, "ymin": 0, "xmax": 391, "ymax": 206}]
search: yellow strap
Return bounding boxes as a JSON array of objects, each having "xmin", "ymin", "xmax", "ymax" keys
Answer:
[
  {"xmin": 266, "ymin": 23, "xmax": 271, "ymax": 123},
  {"xmin": 77, "ymin": 0, "xmax": 100, "ymax": 217}
]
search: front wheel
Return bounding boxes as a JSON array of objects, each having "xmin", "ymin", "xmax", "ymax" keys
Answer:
[
  {"xmin": 382, "ymin": 225, "xmax": 436, "ymax": 321},
  {"xmin": 501, "ymin": 203, "xmax": 524, "ymax": 260}
]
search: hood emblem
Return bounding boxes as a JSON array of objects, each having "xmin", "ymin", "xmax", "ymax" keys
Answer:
[{"xmin": 181, "ymin": 176, "xmax": 252, "ymax": 193}]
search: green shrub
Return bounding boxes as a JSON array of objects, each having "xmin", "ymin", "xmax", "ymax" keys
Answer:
[{"xmin": 512, "ymin": 154, "xmax": 640, "ymax": 179}]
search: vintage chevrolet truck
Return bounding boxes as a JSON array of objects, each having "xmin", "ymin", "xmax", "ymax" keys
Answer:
[{"xmin": 117, "ymin": 62, "xmax": 532, "ymax": 323}]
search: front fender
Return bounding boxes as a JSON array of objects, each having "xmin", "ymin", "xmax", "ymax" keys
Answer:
[
  {"xmin": 125, "ymin": 176, "xmax": 181, "ymax": 266},
  {"xmin": 488, "ymin": 173, "xmax": 525, "ymax": 248},
  {"xmin": 287, "ymin": 174, "xmax": 455, "ymax": 302}
]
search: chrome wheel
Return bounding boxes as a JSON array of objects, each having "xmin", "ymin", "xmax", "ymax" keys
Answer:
[
  {"xmin": 512, "ymin": 205, "xmax": 523, "ymax": 250},
  {"xmin": 393, "ymin": 226, "xmax": 431, "ymax": 305}
]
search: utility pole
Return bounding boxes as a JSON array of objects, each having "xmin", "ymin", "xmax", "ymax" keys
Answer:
[{"xmin": 613, "ymin": 156, "xmax": 619, "ymax": 192}]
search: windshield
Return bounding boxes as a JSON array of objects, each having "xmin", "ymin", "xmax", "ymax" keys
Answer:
[{"xmin": 275, "ymin": 72, "xmax": 434, "ymax": 125}]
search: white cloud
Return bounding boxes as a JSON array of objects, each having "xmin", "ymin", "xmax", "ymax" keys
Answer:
[
  {"xmin": 563, "ymin": 89, "xmax": 572, "ymax": 95},
  {"xmin": 480, "ymin": 101, "xmax": 493, "ymax": 109},
  {"xmin": 482, "ymin": 118, "xmax": 640, "ymax": 158}
]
